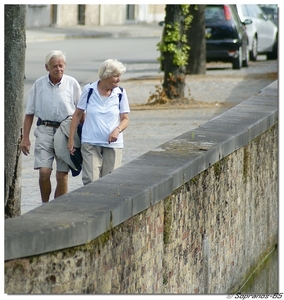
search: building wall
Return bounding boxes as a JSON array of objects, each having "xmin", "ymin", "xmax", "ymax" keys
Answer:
[
  {"xmin": 147, "ymin": 4, "xmax": 165, "ymax": 22},
  {"xmin": 4, "ymin": 82, "xmax": 278, "ymax": 294},
  {"xmin": 56, "ymin": 5, "xmax": 78, "ymax": 26},
  {"xmin": 98, "ymin": 4, "xmax": 126, "ymax": 26},
  {"xmin": 85, "ymin": 5, "xmax": 100, "ymax": 26},
  {"xmin": 25, "ymin": 4, "xmax": 165, "ymax": 27},
  {"xmin": 26, "ymin": 5, "xmax": 50, "ymax": 28}
]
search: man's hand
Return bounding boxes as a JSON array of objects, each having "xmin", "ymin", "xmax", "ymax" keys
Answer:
[
  {"xmin": 67, "ymin": 139, "xmax": 76, "ymax": 155},
  {"xmin": 20, "ymin": 137, "xmax": 31, "ymax": 156}
]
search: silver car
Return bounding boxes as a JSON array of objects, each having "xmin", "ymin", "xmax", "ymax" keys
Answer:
[{"xmin": 234, "ymin": 4, "xmax": 278, "ymax": 60}]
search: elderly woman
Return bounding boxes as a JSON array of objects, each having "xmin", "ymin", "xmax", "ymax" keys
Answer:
[{"xmin": 67, "ymin": 59, "xmax": 130, "ymax": 185}]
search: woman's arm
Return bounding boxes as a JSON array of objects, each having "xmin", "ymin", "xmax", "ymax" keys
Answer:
[{"xmin": 117, "ymin": 113, "xmax": 129, "ymax": 133}]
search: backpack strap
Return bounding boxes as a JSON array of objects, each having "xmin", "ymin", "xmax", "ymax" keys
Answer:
[
  {"xmin": 118, "ymin": 87, "xmax": 123, "ymax": 106},
  {"xmin": 86, "ymin": 85, "xmax": 123, "ymax": 105},
  {"xmin": 86, "ymin": 87, "xmax": 93, "ymax": 104}
]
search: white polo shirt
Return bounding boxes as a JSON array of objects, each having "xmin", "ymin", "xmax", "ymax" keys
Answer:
[
  {"xmin": 78, "ymin": 81, "xmax": 130, "ymax": 148},
  {"xmin": 25, "ymin": 74, "xmax": 81, "ymax": 122}
]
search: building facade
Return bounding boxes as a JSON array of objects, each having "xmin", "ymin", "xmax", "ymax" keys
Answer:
[{"xmin": 26, "ymin": 4, "xmax": 165, "ymax": 28}]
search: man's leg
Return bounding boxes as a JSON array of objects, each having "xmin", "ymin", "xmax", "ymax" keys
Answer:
[
  {"xmin": 34, "ymin": 126, "xmax": 55, "ymax": 203},
  {"xmin": 39, "ymin": 167, "xmax": 52, "ymax": 203},
  {"xmin": 54, "ymin": 171, "xmax": 68, "ymax": 198}
]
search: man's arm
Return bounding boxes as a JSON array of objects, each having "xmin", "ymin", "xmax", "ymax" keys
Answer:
[{"xmin": 20, "ymin": 114, "xmax": 34, "ymax": 156}]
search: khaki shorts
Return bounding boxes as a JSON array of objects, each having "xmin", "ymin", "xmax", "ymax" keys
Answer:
[
  {"xmin": 81, "ymin": 143, "xmax": 122, "ymax": 185},
  {"xmin": 34, "ymin": 125, "xmax": 69, "ymax": 172}
]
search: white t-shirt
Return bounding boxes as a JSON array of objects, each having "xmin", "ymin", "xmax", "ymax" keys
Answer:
[
  {"xmin": 77, "ymin": 81, "xmax": 130, "ymax": 148},
  {"xmin": 25, "ymin": 74, "xmax": 81, "ymax": 122}
]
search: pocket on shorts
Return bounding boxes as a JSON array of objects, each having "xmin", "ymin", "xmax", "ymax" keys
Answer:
[{"xmin": 34, "ymin": 126, "xmax": 40, "ymax": 138}]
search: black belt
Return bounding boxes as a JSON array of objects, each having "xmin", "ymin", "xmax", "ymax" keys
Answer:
[{"xmin": 37, "ymin": 118, "xmax": 61, "ymax": 128}]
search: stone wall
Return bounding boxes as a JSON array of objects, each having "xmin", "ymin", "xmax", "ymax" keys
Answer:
[{"xmin": 5, "ymin": 81, "xmax": 278, "ymax": 294}]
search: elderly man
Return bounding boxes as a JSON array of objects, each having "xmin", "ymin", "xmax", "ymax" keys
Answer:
[{"xmin": 20, "ymin": 50, "xmax": 81, "ymax": 204}]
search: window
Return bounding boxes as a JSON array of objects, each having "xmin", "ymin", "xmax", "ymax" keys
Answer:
[
  {"xmin": 246, "ymin": 5, "xmax": 257, "ymax": 18},
  {"xmin": 126, "ymin": 5, "xmax": 135, "ymax": 20},
  {"xmin": 78, "ymin": 5, "xmax": 86, "ymax": 25},
  {"xmin": 205, "ymin": 6, "xmax": 225, "ymax": 21},
  {"xmin": 51, "ymin": 5, "xmax": 57, "ymax": 25}
]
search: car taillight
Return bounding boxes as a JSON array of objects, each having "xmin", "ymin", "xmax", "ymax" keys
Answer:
[
  {"xmin": 224, "ymin": 5, "xmax": 232, "ymax": 21},
  {"xmin": 228, "ymin": 50, "xmax": 238, "ymax": 58}
]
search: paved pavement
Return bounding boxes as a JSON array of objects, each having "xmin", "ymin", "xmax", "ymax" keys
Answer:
[
  {"xmin": 26, "ymin": 24, "xmax": 163, "ymax": 42},
  {"xmin": 21, "ymin": 24, "xmax": 278, "ymax": 214}
]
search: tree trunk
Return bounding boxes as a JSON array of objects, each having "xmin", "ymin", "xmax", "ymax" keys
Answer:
[
  {"xmin": 186, "ymin": 5, "xmax": 206, "ymax": 75},
  {"xmin": 5, "ymin": 5, "xmax": 26, "ymax": 218},
  {"xmin": 163, "ymin": 5, "xmax": 187, "ymax": 100}
]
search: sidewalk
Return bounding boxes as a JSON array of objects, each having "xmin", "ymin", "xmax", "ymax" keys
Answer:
[
  {"xmin": 21, "ymin": 24, "xmax": 278, "ymax": 214},
  {"xmin": 26, "ymin": 23, "xmax": 163, "ymax": 43}
]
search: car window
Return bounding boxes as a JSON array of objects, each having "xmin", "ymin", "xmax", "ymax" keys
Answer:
[
  {"xmin": 205, "ymin": 6, "xmax": 225, "ymax": 21},
  {"xmin": 239, "ymin": 5, "xmax": 248, "ymax": 17},
  {"xmin": 246, "ymin": 5, "xmax": 257, "ymax": 18},
  {"xmin": 259, "ymin": 5, "xmax": 278, "ymax": 23},
  {"xmin": 253, "ymin": 5, "xmax": 265, "ymax": 19}
]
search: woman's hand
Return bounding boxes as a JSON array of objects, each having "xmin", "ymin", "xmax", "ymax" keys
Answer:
[{"xmin": 108, "ymin": 127, "xmax": 120, "ymax": 143}]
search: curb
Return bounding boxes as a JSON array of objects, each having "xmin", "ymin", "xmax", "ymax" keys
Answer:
[{"xmin": 26, "ymin": 25, "xmax": 162, "ymax": 43}]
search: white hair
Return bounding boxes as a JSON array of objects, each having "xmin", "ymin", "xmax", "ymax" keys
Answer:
[
  {"xmin": 45, "ymin": 50, "xmax": 66, "ymax": 65},
  {"xmin": 98, "ymin": 59, "xmax": 126, "ymax": 79}
]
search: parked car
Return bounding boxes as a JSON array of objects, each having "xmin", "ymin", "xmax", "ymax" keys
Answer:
[
  {"xmin": 259, "ymin": 4, "xmax": 278, "ymax": 26},
  {"xmin": 205, "ymin": 4, "xmax": 251, "ymax": 70},
  {"xmin": 234, "ymin": 4, "xmax": 278, "ymax": 60}
]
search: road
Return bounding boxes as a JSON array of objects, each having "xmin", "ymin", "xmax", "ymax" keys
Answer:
[{"xmin": 24, "ymin": 36, "xmax": 161, "ymax": 105}]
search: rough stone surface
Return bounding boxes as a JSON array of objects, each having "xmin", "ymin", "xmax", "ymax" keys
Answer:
[{"xmin": 5, "ymin": 82, "xmax": 278, "ymax": 294}]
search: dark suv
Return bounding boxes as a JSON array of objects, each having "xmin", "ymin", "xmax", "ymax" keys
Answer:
[{"xmin": 205, "ymin": 4, "xmax": 251, "ymax": 69}]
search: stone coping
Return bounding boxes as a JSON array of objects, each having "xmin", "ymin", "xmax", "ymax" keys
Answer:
[{"xmin": 5, "ymin": 81, "xmax": 278, "ymax": 261}]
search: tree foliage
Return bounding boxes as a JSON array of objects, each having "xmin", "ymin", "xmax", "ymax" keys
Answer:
[{"xmin": 5, "ymin": 5, "xmax": 26, "ymax": 218}]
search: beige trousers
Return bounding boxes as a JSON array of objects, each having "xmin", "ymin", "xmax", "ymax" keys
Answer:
[{"xmin": 81, "ymin": 143, "xmax": 122, "ymax": 185}]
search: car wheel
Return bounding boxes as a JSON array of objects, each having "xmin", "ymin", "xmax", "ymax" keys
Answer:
[
  {"xmin": 242, "ymin": 44, "xmax": 249, "ymax": 68},
  {"xmin": 250, "ymin": 36, "xmax": 258, "ymax": 61},
  {"xmin": 267, "ymin": 38, "xmax": 278, "ymax": 60},
  {"xmin": 232, "ymin": 47, "xmax": 242, "ymax": 70}
]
